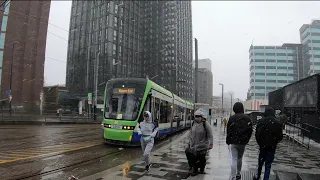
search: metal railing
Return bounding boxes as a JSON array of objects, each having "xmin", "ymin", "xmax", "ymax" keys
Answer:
[
  {"xmin": 285, "ymin": 122, "xmax": 310, "ymax": 149},
  {"xmin": 301, "ymin": 123, "xmax": 320, "ymax": 143},
  {"xmin": 0, "ymin": 109, "xmax": 102, "ymax": 123}
]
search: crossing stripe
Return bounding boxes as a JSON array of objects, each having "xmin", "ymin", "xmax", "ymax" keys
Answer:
[{"xmin": 0, "ymin": 142, "xmax": 101, "ymax": 164}]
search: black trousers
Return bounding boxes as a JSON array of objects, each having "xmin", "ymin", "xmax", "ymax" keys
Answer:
[{"xmin": 186, "ymin": 150, "xmax": 206, "ymax": 171}]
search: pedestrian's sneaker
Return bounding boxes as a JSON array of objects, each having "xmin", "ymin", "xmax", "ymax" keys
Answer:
[
  {"xmin": 68, "ymin": 176, "xmax": 79, "ymax": 180},
  {"xmin": 191, "ymin": 167, "xmax": 198, "ymax": 176},
  {"xmin": 145, "ymin": 164, "xmax": 151, "ymax": 171},
  {"xmin": 236, "ymin": 175, "xmax": 241, "ymax": 180},
  {"xmin": 252, "ymin": 175, "xmax": 260, "ymax": 180}
]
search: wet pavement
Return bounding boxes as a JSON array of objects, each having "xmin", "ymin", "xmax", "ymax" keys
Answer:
[
  {"xmin": 1, "ymin": 123, "xmax": 320, "ymax": 180},
  {"xmin": 0, "ymin": 124, "xmax": 104, "ymax": 179},
  {"xmin": 82, "ymin": 123, "xmax": 320, "ymax": 180},
  {"xmin": 0, "ymin": 124, "xmax": 185, "ymax": 180}
]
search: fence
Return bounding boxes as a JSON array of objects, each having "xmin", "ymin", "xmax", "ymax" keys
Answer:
[
  {"xmin": 0, "ymin": 108, "xmax": 103, "ymax": 123},
  {"xmin": 285, "ymin": 122, "xmax": 311, "ymax": 149},
  {"xmin": 301, "ymin": 123, "xmax": 320, "ymax": 143}
]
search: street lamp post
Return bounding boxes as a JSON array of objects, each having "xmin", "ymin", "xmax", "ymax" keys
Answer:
[
  {"xmin": 195, "ymin": 38, "xmax": 198, "ymax": 103},
  {"xmin": 219, "ymin": 83, "xmax": 224, "ymax": 117},
  {"xmin": 9, "ymin": 42, "xmax": 19, "ymax": 116},
  {"xmin": 94, "ymin": 52, "xmax": 100, "ymax": 120}
]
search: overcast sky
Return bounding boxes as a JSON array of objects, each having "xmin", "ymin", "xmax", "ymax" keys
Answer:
[{"xmin": 45, "ymin": 1, "xmax": 320, "ymax": 100}]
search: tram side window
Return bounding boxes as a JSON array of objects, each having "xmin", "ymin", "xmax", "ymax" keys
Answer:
[
  {"xmin": 173, "ymin": 105, "xmax": 183, "ymax": 122},
  {"xmin": 160, "ymin": 100, "xmax": 168, "ymax": 123},
  {"xmin": 187, "ymin": 109, "xmax": 192, "ymax": 120},
  {"xmin": 182, "ymin": 107, "xmax": 186, "ymax": 120},
  {"xmin": 139, "ymin": 96, "xmax": 150, "ymax": 123},
  {"xmin": 154, "ymin": 97, "xmax": 160, "ymax": 122},
  {"xmin": 178, "ymin": 106, "xmax": 184, "ymax": 121}
]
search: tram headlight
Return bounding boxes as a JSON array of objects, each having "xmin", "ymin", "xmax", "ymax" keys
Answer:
[
  {"xmin": 104, "ymin": 124, "xmax": 112, "ymax": 128},
  {"xmin": 122, "ymin": 126, "xmax": 135, "ymax": 130}
]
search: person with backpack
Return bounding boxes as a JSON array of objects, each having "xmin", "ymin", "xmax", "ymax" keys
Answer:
[
  {"xmin": 185, "ymin": 109, "xmax": 213, "ymax": 176},
  {"xmin": 226, "ymin": 102, "xmax": 253, "ymax": 180},
  {"xmin": 137, "ymin": 111, "xmax": 158, "ymax": 171},
  {"xmin": 253, "ymin": 106, "xmax": 283, "ymax": 180}
]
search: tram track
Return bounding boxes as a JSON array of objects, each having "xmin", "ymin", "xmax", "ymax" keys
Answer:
[
  {"xmin": 7, "ymin": 144, "xmax": 126, "ymax": 180},
  {"xmin": 3, "ymin": 130, "xmax": 188, "ymax": 180}
]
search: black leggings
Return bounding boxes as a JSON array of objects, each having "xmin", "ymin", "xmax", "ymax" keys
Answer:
[{"xmin": 186, "ymin": 151, "xmax": 206, "ymax": 171}]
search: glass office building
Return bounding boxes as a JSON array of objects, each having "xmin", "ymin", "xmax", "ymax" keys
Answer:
[
  {"xmin": 249, "ymin": 44, "xmax": 302, "ymax": 100},
  {"xmin": 66, "ymin": 1, "xmax": 193, "ymax": 101},
  {"xmin": 300, "ymin": 20, "xmax": 320, "ymax": 77}
]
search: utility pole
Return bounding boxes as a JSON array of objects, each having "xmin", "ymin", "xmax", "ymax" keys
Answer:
[
  {"xmin": 219, "ymin": 83, "xmax": 224, "ymax": 117},
  {"xmin": 9, "ymin": 42, "xmax": 18, "ymax": 116},
  {"xmin": 194, "ymin": 38, "xmax": 198, "ymax": 103},
  {"xmin": 94, "ymin": 52, "xmax": 100, "ymax": 120},
  {"xmin": 86, "ymin": 46, "xmax": 91, "ymax": 118}
]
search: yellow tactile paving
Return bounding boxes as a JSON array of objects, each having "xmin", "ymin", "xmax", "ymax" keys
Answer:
[{"xmin": 0, "ymin": 141, "xmax": 101, "ymax": 164}]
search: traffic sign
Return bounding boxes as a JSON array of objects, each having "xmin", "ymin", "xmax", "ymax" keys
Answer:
[
  {"xmin": 88, "ymin": 93, "xmax": 92, "ymax": 105},
  {"xmin": 5, "ymin": 90, "xmax": 11, "ymax": 95}
]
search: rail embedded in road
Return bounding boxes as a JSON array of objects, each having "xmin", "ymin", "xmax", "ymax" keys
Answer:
[{"xmin": 0, "ymin": 141, "xmax": 102, "ymax": 164}]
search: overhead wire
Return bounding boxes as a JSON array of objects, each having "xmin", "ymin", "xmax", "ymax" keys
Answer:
[
  {"xmin": 0, "ymin": 1, "xmax": 72, "ymax": 64},
  {"xmin": 45, "ymin": 57, "xmax": 67, "ymax": 63}
]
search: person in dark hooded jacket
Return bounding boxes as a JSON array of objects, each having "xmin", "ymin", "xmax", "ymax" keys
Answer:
[
  {"xmin": 253, "ymin": 106, "xmax": 283, "ymax": 180},
  {"xmin": 226, "ymin": 102, "xmax": 253, "ymax": 180}
]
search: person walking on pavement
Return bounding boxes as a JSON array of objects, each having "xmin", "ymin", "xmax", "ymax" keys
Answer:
[
  {"xmin": 185, "ymin": 109, "xmax": 213, "ymax": 176},
  {"xmin": 227, "ymin": 102, "xmax": 253, "ymax": 180},
  {"xmin": 136, "ymin": 111, "xmax": 158, "ymax": 171},
  {"xmin": 277, "ymin": 111, "xmax": 288, "ymax": 130},
  {"xmin": 253, "ymin": 106, "xmax": 283, "ymax": 180},
  {"xmin": 223, "ymin": 118, "xmax": 228, "ymax": 132}
]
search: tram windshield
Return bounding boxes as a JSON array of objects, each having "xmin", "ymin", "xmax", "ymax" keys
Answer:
[{"xmin": 105, "ymin": 83, "xmax": 145, "ymax": 121}]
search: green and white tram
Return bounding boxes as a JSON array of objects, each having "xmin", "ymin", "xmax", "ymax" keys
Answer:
[{"xmin": 102, "ymin": 78, "xmax": 194, "ymax": 145}]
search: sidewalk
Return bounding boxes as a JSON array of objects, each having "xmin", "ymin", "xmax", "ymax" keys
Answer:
[{"xmin": 82, "ymin": 123, "xmax": 320, "ymax": 180}]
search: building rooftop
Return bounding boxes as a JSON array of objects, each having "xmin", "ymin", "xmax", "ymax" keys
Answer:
[
  {"xmin": 249, "ymin": 43, "xmax": 302, "ymax": 51},
  {"xmin": 299, "ymin": 19, "xmax": 320, "ymax": 33}
]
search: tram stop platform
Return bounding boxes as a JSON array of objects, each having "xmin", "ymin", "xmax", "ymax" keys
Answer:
[{"xmin": 82, "ymin": 123, "xmax": 320, "ymax": 180}]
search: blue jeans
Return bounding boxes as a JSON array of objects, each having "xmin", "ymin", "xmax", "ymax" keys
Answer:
[{"xmin": 256, "ymin": 150, "xmax": 275, "ymax": 180}]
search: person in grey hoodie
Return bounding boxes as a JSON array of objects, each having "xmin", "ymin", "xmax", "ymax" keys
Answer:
[
  {"xmin": 137, "ymin": 111, "xmax": 158, "ymax": 171},
  {"xmin": 186, "ymin": 109, "xmax": 213, "ymax": 176}
]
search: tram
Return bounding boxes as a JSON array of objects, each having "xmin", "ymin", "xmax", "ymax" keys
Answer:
[{"xmin": 102, "ymin": 78, "xmax": 194, "ymax": 146}]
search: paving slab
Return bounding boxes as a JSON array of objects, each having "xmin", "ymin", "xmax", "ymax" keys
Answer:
[{"xmin": 81, "ymin": 122, "xmax": 320, "ymax": 180}]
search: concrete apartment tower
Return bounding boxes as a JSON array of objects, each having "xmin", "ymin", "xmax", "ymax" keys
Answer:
[
  {"xmin": 195, "ymin": 58, "xmax": 213, "ymax": 106},
  {"xmin": 66, "ymin": 1, "xmax": 193, "ymax": 101}
]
